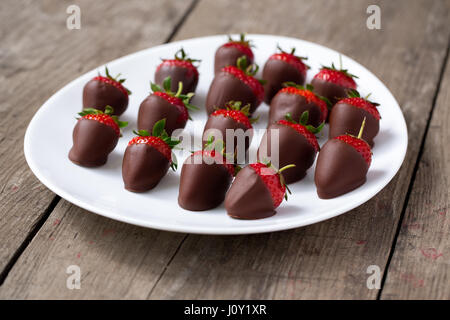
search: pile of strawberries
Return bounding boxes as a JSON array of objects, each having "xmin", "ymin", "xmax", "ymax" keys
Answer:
[{"xmin": 68, "ymin": 33, "xmax": 382, "ymax": 220}]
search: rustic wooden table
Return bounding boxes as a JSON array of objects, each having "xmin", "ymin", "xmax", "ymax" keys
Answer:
[{"xmin": 0, "ymin": 0, "xmax": 448, "ymax": 300}]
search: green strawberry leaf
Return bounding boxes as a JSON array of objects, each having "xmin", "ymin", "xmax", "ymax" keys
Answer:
[
  {"xmin": 163, "ymin": 76, "xmax": 172, "ymax": 92},
  {"xmin": 133, "ymin": 129, "xmax": 151, "ymax": 137},
  {"xmin": 151, "ymin": 82, "xmax": 163, "ymax": 93},
  {"xmin": 299, "ymin": 111, "xmax": 309, "ymax": 125},
  {"xmin": 152, "ymin": 118, "xmax": 166, "ymax": 137}
]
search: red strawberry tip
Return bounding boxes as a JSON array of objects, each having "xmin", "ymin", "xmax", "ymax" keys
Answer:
[
  {"xmin": 284, "ymin": 111, "xmax": 324, "ymax": 135},
  {"xmin": 321, "ymin": 61, "xmax": 359, "ymax": 80},
  {"xmin": 346, "ymin": 89, "xmax": 380, "ymax": 107},
  {"xmin": 150, "ymin": 76, "xmax": 198, "ymax": 118},
  {"xmin": 101, "ymin": 66, "xmax": 132, "ymax": 95},
  {"xmin": 130, "ymin": 118, "xmax": 180, "ymax": 170},
  {"xmin": 77, "ymin": 106, "xmax": 128, "ymax": 133},
  {"xmin": 227, "ymin": 33, "xmax": 254, "ymax": 48},
  {"xmin": 276, "ymin": 44, "xmax": 310, "ymax": 69}
]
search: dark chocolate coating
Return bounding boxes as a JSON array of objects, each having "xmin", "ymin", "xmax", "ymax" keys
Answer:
[
  {"xmin": 214, "ymin": 45, "xmax": 253, "ymax": 74},
  {"xmin": 178, "ymin": 153, "xmax": 233, "ymax": 211},
  {"xmin": 122, "ymin": 144, "xmax": 170, "ymax": 192},
  {"xmin": 314, "ymin": 139, "xmax": 368, "ymax": 199},
  {"xmin": 202, "ymin": 114, "xmax": 252, "ymax": 154},
  {"xmin": 257, "ymin": 123, "xmax": 316, "ymax": 184},
  {"xmin": 269, "ymin": 91, "xmax": 323, "ymax": 127},
  {"xmin": 68, "ymin": 118, "xmax": 118, "ymax": 167},
  {"xmin": 311, "ymin": 77, "xmax": 351, "ymax": 107},
  {"xmin": 263, "ymin": 59, "xmax": 306, "ymax": 104},
  {"xmin": 206, "ymin": 73, "xmax": 259, "ymax": 115},
  {"xmin": 329, "ymin": 103, "xmax": 379, "ymax": 147},
  {"xmin": 155, "ymin": 64, "xmax": 198, "ymax": 94},
  {"xmin": 138, "ymin": 94, "xmax": 185, "ymax": 136},
  {"xmin": 83, "ymin": 79, "xmax": 128, "ymax": 116},
  {"xmin": 225, "ymin": 165, "xmax": 275, "ymax": 220}
]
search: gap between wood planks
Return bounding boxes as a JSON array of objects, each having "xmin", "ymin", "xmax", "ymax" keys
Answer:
[
  {"xmin": 0, "ymin": 0, "xmax": 199, "ymax": 287},
  {"xmin": 376, "ymin": 40, "xmax": 450, "ymax": 299}
]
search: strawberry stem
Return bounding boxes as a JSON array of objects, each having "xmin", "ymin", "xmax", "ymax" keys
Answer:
[
  {"xmin": 175, "ymin": 81, "xmax": 183, "ymax": 97},
  {"xmin": 358, "ymin": 117, "xmax": 366, "ymax": 139},
  {"xmin": 279, "ymin": 164, "xmax": 296, "ymax": 173}
]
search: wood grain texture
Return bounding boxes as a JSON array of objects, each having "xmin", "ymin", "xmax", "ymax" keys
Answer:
[
  {"xmin": 147, "ymin": 0, "xmax": 450, "ymax": 299},
  {"xmin": 0, "ymin": 201, "xmax": 186, "ymax": 299},
  {"xmin": 380, "ymin": 53, "xmax": 450, "ymax": 300},
  {"xmin": 0, "ymin": 0, "xmax": 193, "ymax": 285},
  {"xmin": 0, "ymin": 0, "xmax": 449, "ymax": 300}
]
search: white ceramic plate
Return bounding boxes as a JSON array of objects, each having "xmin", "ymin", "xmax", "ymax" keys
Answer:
[{"xmin": 24, "ymin": 34, "xmax": 407, "ymax": 235}]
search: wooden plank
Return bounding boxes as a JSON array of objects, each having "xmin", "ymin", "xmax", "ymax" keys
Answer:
[
  {"xmin": 0, "ymin": 0, "xmax": 194, "ymax": 292},
  {"xmin": 0, "ymin": 201, "xmax": 186, "ymax": 299},
  {"xmin": 380, "ymin": 53, "xmax": 450, "ymax": 300},
  {"xmin": 0, "ymin": 0, "xmax": 448, "ymax": 300},
  {"xmin": 147, "ymin": 0, "xmax": 450, "ymax": 299}
]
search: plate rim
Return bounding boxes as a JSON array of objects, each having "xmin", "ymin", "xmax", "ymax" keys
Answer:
[{"xmin": 24, "ymin": 34, "xmax": 408, "ymax": 235}]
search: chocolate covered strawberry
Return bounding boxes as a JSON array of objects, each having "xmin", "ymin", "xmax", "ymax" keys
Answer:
[
  {"xmin": 178, "ymin": 141, "xmax": 236, "ymax": 211},
  {"xmin": 203, "ymin": 101, "xmax": 256, "ymax": 158},
  {"xmin": 225, "ymin": 162, "xmax": 294, "ymax": 220},
  {"xmin": 329, "ymin": 90, "xmax": 380, "ymax": 147},
  {"xmin": 269, "ymin": 83, "xmax": 328, "ymax": 127},
  {"xmin": 69, "ymin": 106, "xmax": 127, "ymax": 167},
  {"xmin": 122, "ymin": 119, "xmax": 180, "ymax": 192},
  {"xmin": 311, "ymin": 60, "xmax": 358, "ymax": 108},
  {"xmin": 155, "ymin": 48, "xmax": 200, "ymax": 94},
  {"xmin": 262, "ymin": 46, "xmax": 309, "ymax": 104},
  {"xmin": 83, "ymin": 67, "xmax": 132, "ymax": 116},
  {"xmin": 214, "ymin": 33, "xmax": 254, "ymax": 74},
  {"xmin": 315, "ymin": 118, "xmax": 372, "ymax": 199},
  {"xmin": 206, "ymin": 56, "xmax": 264, "ymax": 115},
  {"xmin": 138, "ymin": 76, "xmax": 197, "ymax": 136},
  {"xmin": 258, "ymin": 112, "xmax": 323, "ymax": 184}
]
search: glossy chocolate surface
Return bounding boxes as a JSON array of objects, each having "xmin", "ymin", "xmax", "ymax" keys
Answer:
[
  {"xmin": 206, "ymin": 73, "xmax": 259, "ymax": 115},
  {"xmin": 225, "ymin": 165, "xmax": 275, "ymax": 219},
  {"xmin": 263, "ymin": 59, "xmax": 306, "ymax": 104},
  {"xmin": 311, "ymin": 77, "xmax": 350, "ymax": 106},
  {"xmin": 122, "ymin": 144, "xmax": 170, "ymax": 192},
  {"xmin": 178, "ymin": 152, "xmax": 233, "ymax": 211},
  {"xmin": 138, "ymin": 94, "xmax": 185, "ymax": 136},
  {"xmin": 269, "ymin": 91, "xmax": 323, "ymax": 127},
  {"xmin": 314, "ymin": 139, "xmax": 368, "ymax": 199},
  {"xmin": 258, "ymin": 123, "xmax": 316, "ymax": 184},
  {"xmin": 329, "ymin": 103, "xmax": 379, "ymax": 147},
  {"xmin": 214, "ymin": 45, "xmax": 253, "ymax": 74},
  {"xmin": 69, "ymin": 118, "xmax": 118, "ymax": 167},
  {"xmin": 83, "ymin": 79, "xmax": 128, "ymax": 116},
  {"xmin": 155, "ymin": 64, "xmax": 198, "ymax": 94}
]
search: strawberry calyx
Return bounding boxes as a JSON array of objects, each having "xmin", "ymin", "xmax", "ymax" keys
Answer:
[
  {"xmin": 173, "ymin": 47, "xmax": 201, "ymax": 64},
  {"xmin": 77, "ymin": 105, "xmax": 128, "ymax": 136},
  {"xmin": 93, "ymin": 66, "xmax": 132, "ymax": 96},
  {"xmin": 129, "ymin": 119, "xmax": 180, "ymax": 170},
  {"xmin": 281, "ymin": 82, "xmax": 330, "ymax": 121},
  {"xmin": 222, "ymin": 56, "xmax": 265, "ymax": 103},
  {"xmin": 150, "ymin": 76, "xmax": 198, "ymax": 124},
  {"xmin": 334, "ymin": 118, "xmax": 372, "ymax": 166},
  {"xmin": 249, "ymin": 162, "xmax": 295, "ymax": 208},
  {"xmin": 211, "ymin": 101, "xmax": 257, "ymax": 129}
]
